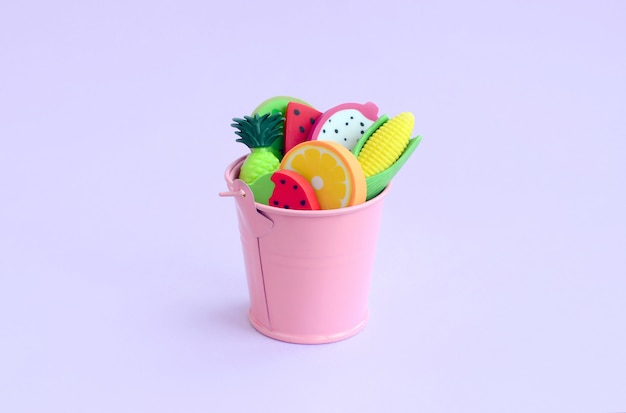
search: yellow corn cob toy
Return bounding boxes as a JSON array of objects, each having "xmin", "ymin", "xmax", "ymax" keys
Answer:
[{"xmin": 357, "ymin": 112, "xmax": 414, "ymax": 177}]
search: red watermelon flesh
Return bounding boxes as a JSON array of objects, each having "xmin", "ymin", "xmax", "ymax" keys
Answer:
[
  {"xmin": 284, "ymin": 102, "xmax": 322, "ymax": 154},
  {"xmin": 269, "ymin": 170, "xmax": 320, "ymax": 210}
]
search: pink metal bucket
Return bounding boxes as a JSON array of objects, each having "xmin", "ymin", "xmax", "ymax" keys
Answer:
[{"xmin": 221, "ymin": 156, "xmax": 389, "ymax": 344}]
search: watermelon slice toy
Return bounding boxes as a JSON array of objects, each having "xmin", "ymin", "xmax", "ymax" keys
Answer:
[
  {"xmin": 252, "ymin": 96, "xmax": 313, "ymax": 158},
  {"xmin": 283, "ymin": 102, "xmax": 322, "ymax": 154},
  {"xmin": 268, "ymin": 170, "xmax": 320, "ymax": 210}
]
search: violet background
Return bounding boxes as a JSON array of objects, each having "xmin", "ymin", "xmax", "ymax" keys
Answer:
[{"xmin": 1, "ymin": 0, "xmax": 625, "ymax": 412}]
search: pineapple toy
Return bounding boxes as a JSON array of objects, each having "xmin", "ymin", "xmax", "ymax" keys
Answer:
[{"xmin": 231, "ymin": 112, "xmax": 285, "ymax": 184}]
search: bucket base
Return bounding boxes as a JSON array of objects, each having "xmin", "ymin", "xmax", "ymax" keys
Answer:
[{"xmin": 248, "ymin": 310, "xmax": 369, "ymax": 345}]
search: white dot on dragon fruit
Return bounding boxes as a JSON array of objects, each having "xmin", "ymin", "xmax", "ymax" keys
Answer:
[{"xmin": 311, "ymin": 176, "xmax": 324, "ymax": 190}]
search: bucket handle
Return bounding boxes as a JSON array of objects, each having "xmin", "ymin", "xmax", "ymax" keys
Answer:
[
  {"xmin": 219, "ymin": 190, "xmax": 246, "ymax": 197},
  {"xmin": 219, "ymin": 178, "xmax": 274, "ymax": 238}
]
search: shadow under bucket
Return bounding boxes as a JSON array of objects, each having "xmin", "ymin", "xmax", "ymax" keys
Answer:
[{"xmin": 222, "ymin": 156, "xmax": 389, "ymax": 344}]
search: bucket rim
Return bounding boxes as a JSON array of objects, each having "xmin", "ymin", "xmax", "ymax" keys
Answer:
[{"xmin": 224, "ymin": 155, "xmax": 391, "ymax": 218}]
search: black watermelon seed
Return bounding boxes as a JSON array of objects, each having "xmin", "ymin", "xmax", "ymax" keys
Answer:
[
  {"xmin": 273, "ymin": 200, "xmax": 279, "ymax": 205},
  {"xmin": 350, "ymin": 116, "xmax": 354, "ymax": 119},
  {"xmin": 322, "ymin": 129, "xmax": 326, "ymax": 133},
  {"xmin": 334, "ymin": 129, "xmax": 339, "ymax": 133},
  {"xmin": 360, "ymin": 130, "xmax": 364, "ymax": 134},
  {"xmin": 344, "ymin": 138, "xmax": 347, "ymax": 141},
  {"xmin": 310, "ymin": 118, "xmax": 315, "ymax": 124},
  {"xmin": 294, "ymin": 109, "xmax": 300, "ymax": 116},
  {"xmin": 360, "ymin": 122, "xmax": 364, "ymax": 126},
  {"xmin": 345, "ymin": 122, "xmax": 349, "ymax": 125},
  {"xmin": 293, "ymin": 185, "xmax": 298, "ymax": 190},
  {"xmin": 299, "ymin": 126, "xmax": 305, "ymax": 133},
  {"xmin": 284, "ymin": 205, "xmax": 290, "ymax": 209},
  {"xmin": 300, "ymin": 200, "xmax": 306, "ymax": 206},
  {"xmin": 280, "ymin": 179, "xmax": 286, "ymax": 184}
]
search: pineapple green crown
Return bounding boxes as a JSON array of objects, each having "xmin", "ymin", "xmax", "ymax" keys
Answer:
[{"xmin": 231, "ymin": 112, "xmax": 285, "ymax": 149}]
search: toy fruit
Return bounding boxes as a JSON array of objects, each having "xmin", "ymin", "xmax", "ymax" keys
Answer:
[
  {"xmin": 253, "ymin": 96, "xmax": 314, "ymax": 157},
  {"xmin": 280, "ymin": 141, "xmax": 366, "ymax": 210},
  {"xmin": 363, "ymin": 136, "xmax": 422, "ymax": 200},
  {"xmin": 231, "ymin": 113, "xmax": 285, "ymax": 184},
  {"xmin": 284, "ymin": 102, "xmax": 322, "ymax": 154},
  {"xmin": 351, "ymin": 115, "xmax": 389, "ymax": 157},
  {"xmin": 248, "ymin": 172, "xmax": 275, "ymax": 205},
  {"xmin": 309, "ymin": 102, "xmax": 379, "ymax": 151},
  {"xmin": 356, "ymin": 112, "xmax": 414, "ymax": 177},
  {"xmin": 353, "ymin": 115, "xmax": 422, "ymax": 200},
  {"xmin": 268, "ymin": 170, "xmax": 320, "ymax": 210}
]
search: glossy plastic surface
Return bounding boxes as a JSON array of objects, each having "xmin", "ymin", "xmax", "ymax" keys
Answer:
[
  {"xmin": 222, "ymin": 156, "xmax": 389, "ymax": 344},
  {"xmin": 310, "ymin": 102, "xmax": 380, "ymax": 150}
]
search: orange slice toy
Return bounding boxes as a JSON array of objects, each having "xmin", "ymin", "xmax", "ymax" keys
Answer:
[{"xmin": 280, "ymin": 141, "xmax": 366, "ymax": 209}]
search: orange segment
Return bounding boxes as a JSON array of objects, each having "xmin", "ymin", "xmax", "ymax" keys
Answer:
[{"xmin": 280, "ymin": 141, "xmax": 366, "ymax": 209}]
